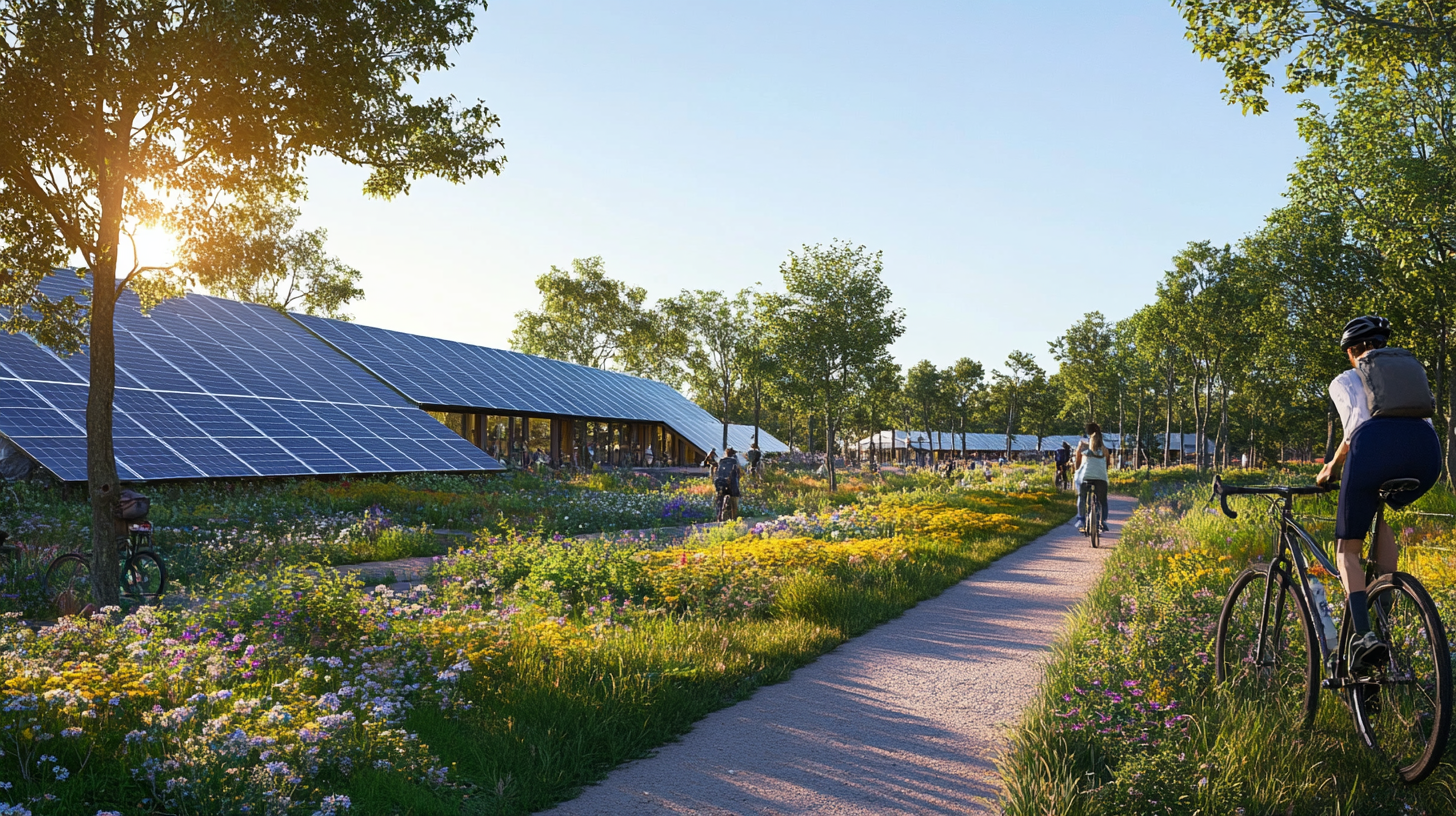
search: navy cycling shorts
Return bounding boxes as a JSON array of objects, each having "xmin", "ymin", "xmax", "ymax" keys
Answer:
[{"xmin": 1336, "ymin": 417, "xmax": 1442, "ymax": 540}]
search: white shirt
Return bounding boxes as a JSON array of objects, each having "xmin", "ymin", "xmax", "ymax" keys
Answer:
[{"xmin": 1330, "ymin": 368, "xmax": 1371, "ymax": 442}]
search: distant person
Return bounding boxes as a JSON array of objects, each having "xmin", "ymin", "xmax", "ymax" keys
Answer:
[
  {"xmin": 714, "ymin": 447, "xmax": 743, "ymax": 521},
  {"xmin": 1055, "ymin": 441, "xmax": 1072, "ymax": 485},
  {"xmin": 745, "ymin": 442, "xmax": 763, "ymax": 477},
  {"xmin": 1240, "ymin": 452, "xmax": 1249, "ymax": 469},
  {"xmin": 1074, "ymin": 422, "xmax": 1110, "ymax": 533}
]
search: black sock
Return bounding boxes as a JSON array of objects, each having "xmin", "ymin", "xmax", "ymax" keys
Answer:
[{"xmin": 1349, "ymin": 590, "xmax": 1371, "ymax": 634}]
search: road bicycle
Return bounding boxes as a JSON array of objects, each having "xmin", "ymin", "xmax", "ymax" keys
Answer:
[
  {"xmin": 1211, "ymin": 475, "xmax": 1451, "ymax": 783},
  {"xmin": 44, "ymin": 519, "xmax": 168, "ymax": 615}
]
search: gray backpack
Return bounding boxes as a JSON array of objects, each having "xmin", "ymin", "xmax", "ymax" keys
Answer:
[{"xmin": 1356, "ymin": 348, "xmax": 1435, "ymax": 418}]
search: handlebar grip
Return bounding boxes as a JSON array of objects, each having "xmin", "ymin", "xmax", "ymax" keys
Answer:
[{"xmin": 1212, "ymin": 475, "xmax": 1238, "ymax": 520}]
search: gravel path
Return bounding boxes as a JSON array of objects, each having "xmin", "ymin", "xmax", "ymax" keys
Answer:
[{"xmin": 542, "ymin": 494, "xmax": 1137, "ymax": 816}]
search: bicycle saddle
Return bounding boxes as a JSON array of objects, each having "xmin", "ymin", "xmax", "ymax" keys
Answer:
[{"xmin": 1378, "ymin": 478, "xmax": 1422, "ymax": 498}]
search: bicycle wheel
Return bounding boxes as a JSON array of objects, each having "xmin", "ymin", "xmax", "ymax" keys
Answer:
[
  {"xmin": 1089, "ymin": 501, "xmax": 1101, "ymax": 548},
  {"xmin": 1345, "ymin": 572, "xmax": 1451, "ymax": 783},
  {"xmin": 1215, "ymin": 563, "xmax": 1321, "ymax": 726},
  {"xmin": 44, "ymin": 554, "xmax": 93, "ymax": 617},
  {"xmin": 123, "ymin": 551, "xmax": 168, "ymax": 600}
]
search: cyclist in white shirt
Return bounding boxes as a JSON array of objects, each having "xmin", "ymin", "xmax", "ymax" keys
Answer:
[
  {"xmin": 1316, "ymin": 316, "xmax": 1441, "ymax": 672},
  {"xmin": 1073, "ymin": 422, "xmax": 1110, "ymax": 532}
]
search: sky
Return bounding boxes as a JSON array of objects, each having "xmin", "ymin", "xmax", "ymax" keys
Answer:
[{"xmin": 296, "ymin": 0, "xmax": 1315, "ymax": 375}]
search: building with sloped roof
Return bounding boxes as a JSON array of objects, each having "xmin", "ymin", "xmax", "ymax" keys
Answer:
[{"xmin": 0, "ymin": 273, "xmax": 784, "ymax": 481}]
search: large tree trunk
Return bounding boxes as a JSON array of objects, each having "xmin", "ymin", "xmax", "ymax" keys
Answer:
[{"xmin": 87, "ymin": 261, "xmax": 122, "ymax": 607}]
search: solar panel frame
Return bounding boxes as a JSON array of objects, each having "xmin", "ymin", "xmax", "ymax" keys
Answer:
[
  {"xmin": 293, "ymin": 313, "xmax": 790, "ymax": 456},
  {"xmin": 0, "ymin": 274, "xmax": 503, "ymax": 481}
]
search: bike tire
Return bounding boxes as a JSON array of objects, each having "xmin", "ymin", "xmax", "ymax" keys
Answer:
[
  {"xmin": 123, "ymin": 551, "xmax": 168, "ymax": 600},
  {"xmin": 1344, "ymin": 572, "xmax": 1452, "ymax": 784},
  {"xmin": 44, "ymin": 553, "xmax": 93, "ymax": 617},
  {"xmin": 1215, "ymin": 563, "xmax": 1321, "ymax": 726},
  {"xmin": 1090, "ymin": 502, "xmax": 1101, "ymax": 548}
]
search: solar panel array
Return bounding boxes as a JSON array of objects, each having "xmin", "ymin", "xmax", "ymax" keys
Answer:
[
  {"xmin": 0, "ymin": 275, "xmax": 502, "ymax": 481},
  {"xmin": 293, "ymin": 314, "xmax": 789, "ymax": 457}
]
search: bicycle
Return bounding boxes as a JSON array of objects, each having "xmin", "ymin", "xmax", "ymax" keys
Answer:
[
  {"xmin": 1211, "ymin": 475, "xmax": 1451, "ymax": 783},
  {"xmin": 1080, "ymin": 487, "xmax": 1103, "ymax": 548},
  {"xmin": 44, "ymin": 518, "xmax": 168, "ymax": 615},
  {"xmin": 1054, "ymin": 464, "xmax": 1071, "ymax": 492}
]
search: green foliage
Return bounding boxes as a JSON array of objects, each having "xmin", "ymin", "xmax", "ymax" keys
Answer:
[
  {"xmin": 509, "ymin": 257, "xmax": 686, "ymax": 385},
  {"xmin": 1000, "ymin": 479, "xmax": 1456, "ymax": 815},
  {"xmin": 762, "ymin": 241, "xmax": 906, "ymax": 487}
]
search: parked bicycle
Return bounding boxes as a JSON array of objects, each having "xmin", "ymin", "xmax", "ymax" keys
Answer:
[
  {"xmin": 1211, "ymin": 475, "xmax": 1451, "ymax": 783},
  {"xmin": 44, "ymin": 490, "xmax": 167, "ymax": 614}
]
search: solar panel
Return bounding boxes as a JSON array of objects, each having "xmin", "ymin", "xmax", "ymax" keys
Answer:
[
  {"xmin": 0, "ymin": 273, "xmax": 503, "ymax": 481},
  {"xmin": 293, "ymin": 314, "xmax": 790, "ymax": 456}
]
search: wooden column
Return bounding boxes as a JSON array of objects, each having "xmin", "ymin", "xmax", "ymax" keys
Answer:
[{"xmin": 550, "ymin": 418, "xmax": 562, "ymax": 465}]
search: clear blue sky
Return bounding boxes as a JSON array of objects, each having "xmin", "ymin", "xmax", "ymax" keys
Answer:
[{"xmin": 301, "ymin": 0, "xmax": 1312, "ymax": 375}]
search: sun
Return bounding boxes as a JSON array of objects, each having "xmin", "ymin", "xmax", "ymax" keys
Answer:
[{"xmin": 124, "ymin": 222, "xmax": 180, "ymax": 271}]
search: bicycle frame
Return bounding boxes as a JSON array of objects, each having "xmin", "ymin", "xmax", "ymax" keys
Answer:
[
  {"xmin": 1264, "ymin": 496, "xmax": 1343, "ymax": 665},
  {"xmin": 1213, "ymin": 477, "xmax": 1343, "ymax": 670}
]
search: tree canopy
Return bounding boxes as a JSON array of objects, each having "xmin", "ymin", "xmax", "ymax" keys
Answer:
[{"xmin": 0, "ymin": 0, "xmax": 504, "ymax": 603}]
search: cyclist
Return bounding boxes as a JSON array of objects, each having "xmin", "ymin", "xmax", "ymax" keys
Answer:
[
  {"xmin": 745, "ymin": 442, "xmax": 763, "ymax": 478},
  {"xmin": 1074, "ymin": 422, "xmax": 1110, "ymax": 532},
  {"xmin": 714, "ymin": 447, "xmax": 743, "ymax": 521},
  {"xmin": 1054, "ymin": 441, "xmax": 1072, "ymax": 487},
  {"xmin": 1316, "ymin": 315, "xmax": 1441, "ymax": 672}
]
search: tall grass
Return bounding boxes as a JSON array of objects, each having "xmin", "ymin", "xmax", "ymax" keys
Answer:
[
  {"xmin": 999, "ymin": 478, "xmax": 1456, "ymax": 815},
  {"xmin": 354, "ymin": 488, "xmax": 1074, "ymax": 814}
]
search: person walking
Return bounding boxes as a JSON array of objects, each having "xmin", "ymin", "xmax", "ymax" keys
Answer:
[{"xmin": 1074, "ymin": 422, "xmax": 1110, "ymax": 532}]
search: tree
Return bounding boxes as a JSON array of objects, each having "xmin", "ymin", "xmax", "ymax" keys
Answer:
[
  {"xmin": 510, "ymin": 257, "xmax": 685, "ymax": 385},
  {"xmin": 187, "ymin": 196, "xmax": 363, "ymax": 319},
  {"xmin": 905, "ymin": 360, "xmax": 944, "ymax": 465},
  {"xmin": 991, "ymin": 351, "xmax": 1045, "ymax": 457},
  {"xmin": 763, "ymin": 241, "xmax": 904, "ymax": 489},
  {"xmin": 1176, "ymin": 1, "xmax": 1456, "ymax": 114},
  {"xmin": 1049, "ymin": 311, "xmax": 1114, "ymax": 422},
  {"xmin": 670, "ymin": 288, "xmax": 754, "ymax": 450},
  {"xmin": 945, "ymin": 357, "xmax": 986, "ymax": 446},
  {"xmin": 0, "ymin": 0, "xmax": 503, "ymax": 605}
]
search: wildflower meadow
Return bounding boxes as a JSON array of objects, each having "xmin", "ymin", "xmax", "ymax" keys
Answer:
[
  {"xmin": 0, "ymin": 464, "xmax": 1071, "ymax": 814},
  {"xmin": 999, "ymin": 472, "xmax": 1456, "ymax": 816}
]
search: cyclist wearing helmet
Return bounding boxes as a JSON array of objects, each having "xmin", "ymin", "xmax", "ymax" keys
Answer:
[{"xmin": 1316, "ymin": 315, "xmax": 1442, "ymax": 672}]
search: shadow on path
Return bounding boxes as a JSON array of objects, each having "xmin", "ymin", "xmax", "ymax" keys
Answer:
[{"xmin": 542, "ymin": 495, "xmax": 1138, "ymax": 816}]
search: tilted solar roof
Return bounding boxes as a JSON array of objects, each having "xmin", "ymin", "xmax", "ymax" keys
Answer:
[
  {"xmin": 0, "ymin": 274, "xmax": 502, "ymax": 481},
  {"xmin": 292, "ymin": 314, "xmax": 788, "ymax": 456}
]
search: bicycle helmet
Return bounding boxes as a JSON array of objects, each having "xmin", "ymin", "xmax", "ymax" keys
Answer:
[{"xmin": 1340, "ymin": 315, "xmax": 1391, "ymax": 349}]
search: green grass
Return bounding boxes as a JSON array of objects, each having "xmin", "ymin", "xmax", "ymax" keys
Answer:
[
  {"xmin": 351, "ymin": 488, "xmax": 1074, "ymax": 814},
  {"xmin": 999, "ymin": 477, "xmax": 1456, "ymax": 816}
]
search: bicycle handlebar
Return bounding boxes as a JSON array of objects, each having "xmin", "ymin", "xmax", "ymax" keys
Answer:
[{"xmin": 1210, "ymin": 475, "xmax": 1334, "ymax": 520}]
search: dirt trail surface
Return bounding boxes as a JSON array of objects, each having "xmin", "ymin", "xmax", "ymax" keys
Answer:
[{"xmin": 542, "ymin": 494, "xmax": 1137, "ymax": 816}]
